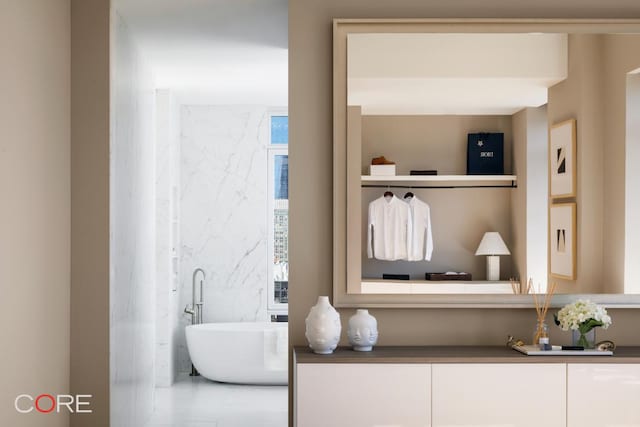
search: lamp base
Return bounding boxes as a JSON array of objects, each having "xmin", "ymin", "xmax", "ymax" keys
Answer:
[{"xmin": 486, "ymin": 256, "xmax": 500, "ymax": 281}]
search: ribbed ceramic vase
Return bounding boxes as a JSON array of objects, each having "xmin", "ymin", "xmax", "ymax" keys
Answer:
[
  {"xmin": 347, "ymin": 309, "xmax": 379, "ymax": 352},
  {"xmin": 305, "ymin": 296, "xmax": 341, "ymax": 354}
]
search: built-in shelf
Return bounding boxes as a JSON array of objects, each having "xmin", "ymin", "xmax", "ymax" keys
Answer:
[
  {"xmin": 361, "ymin": 174, "xmax": 517, "ymax": 188},
  {"xmin": 361, "ymin": 279, "xmax": 515, "ymax": 295}
]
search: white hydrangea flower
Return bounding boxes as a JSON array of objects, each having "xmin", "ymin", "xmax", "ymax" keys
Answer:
[{"xmin": 555, "ymin": 299, "xmax": 612, "ymax": 331}]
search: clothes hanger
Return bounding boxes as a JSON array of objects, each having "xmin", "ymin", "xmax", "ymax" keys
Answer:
[
  {"xmin": 383, "ymin": 186, "xmax": 393, "ymax": 198},
  {"xmin": 403, "ymin": 184, "xmax": 414, "ymax": 199}
]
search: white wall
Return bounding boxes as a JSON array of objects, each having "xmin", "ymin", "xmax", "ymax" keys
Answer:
[
  {"xmin": 0, "ymin": 1, "xmax": 70, "ymax": 426},
  {"xmin": 178, "ymin": 105, "xmax": 271, "ymax": 372},
  {"xmin": 525, "ymin": 106, "xmax": 549, "ymax": 289},
  {"xmin": 512, "ymin": 106, "xmax": 549, "ymax": 289},
  {"xmin": 110, "ymin": 12, "xmax": 156, "ymax": 427},
  {"xmin": 155, "ymin": 89, "xmax": 181, "ymax": 386}
]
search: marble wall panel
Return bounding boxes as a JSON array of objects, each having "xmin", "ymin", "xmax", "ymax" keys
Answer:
[
  {"xmin": 110, "ymin": 12, "xmax": 156, "ymax": 426},
  {"xmin": 155, "ymin": 89, "xmax": 181, "ymax": 387},
  {"xmin": 177, "ymin": 105, "xmax": 270, "ymax": 372}
]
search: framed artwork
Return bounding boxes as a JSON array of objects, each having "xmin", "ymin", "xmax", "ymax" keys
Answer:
[
  {"xmin": 549, "ymin": 119, "xmax": 577, "ymax": 198},
  {"xmin": 549, "ymin": 202, "xmax": 576, "ymax": 280}
]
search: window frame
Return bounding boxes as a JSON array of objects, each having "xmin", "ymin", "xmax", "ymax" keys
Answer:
[{"xmin": 266, "ymin": 110, "xmax": 289, "ymax": 312}]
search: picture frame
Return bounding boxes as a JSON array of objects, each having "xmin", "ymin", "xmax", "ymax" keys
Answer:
[
  {"xmin": 549, "ymin": 202, "xmax": 577, "ymax": 280},
  {"xmin": 549, "ymin": 119, "xmax": 577, "ymax": 198}
]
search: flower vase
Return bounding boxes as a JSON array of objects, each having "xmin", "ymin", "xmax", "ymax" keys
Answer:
[
  {"xmin": 305, "ymin": 296, "xmax": 341, "ymax": 354},
  {"xmin": 572, "ymin": 328, "xmax": 596, "ymax": 349},
  {"xmin": 347, "ymin": 309, "xmax": 379, "ymax": 352}
]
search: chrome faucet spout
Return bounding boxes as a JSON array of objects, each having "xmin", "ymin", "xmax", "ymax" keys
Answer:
[{"xmin": 191, "ymin": 268, "xmax": 206, "ymax": 325}]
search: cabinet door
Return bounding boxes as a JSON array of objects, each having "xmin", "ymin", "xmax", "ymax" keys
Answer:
[
  {"xmin": 568, "ymin": 364, "xmax": 640, "ymax": 427},
  {"xmin": 432, "ymin": 363, "xmax": 566, "ymax": 427},
  {"xmin": 295, "ymin": 363, "xmax": 431, "ymax": 427}
]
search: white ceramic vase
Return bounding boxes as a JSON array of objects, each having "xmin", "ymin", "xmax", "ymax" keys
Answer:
[
  {"xmin": 347, "ymin": 309, "xmax": 379, "ymax": 352},
  {"xmin": 305, "ymin": 296, "xmax": 341, "ymax": 354}
]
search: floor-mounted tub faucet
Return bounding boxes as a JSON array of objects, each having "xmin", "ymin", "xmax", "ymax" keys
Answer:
[
  {"xmin": 185, "ymin": 268, "xmax": 206, "ymax": 325},
  {"xmin": 185, "ymin": 267, "xmax": 205, "ymax": 376}
]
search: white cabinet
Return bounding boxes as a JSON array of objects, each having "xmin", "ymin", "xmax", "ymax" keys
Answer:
[
  {"xmin": 295, "ymin": 359, "xmax": 640, "ymax": 427},
  {"xmin": 568, "ymin": 364, "xmax": 640, "ymax": 427},
  {"xmin": 295, "ymin": 363, "xmax": 431, "ymax": 427},
  {"xmin": 432, "ymin": 363, "xmax": 566, "ymax": 427}
]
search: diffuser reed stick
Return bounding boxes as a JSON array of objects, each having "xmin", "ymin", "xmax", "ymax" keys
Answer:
[
  {"xmin": 531, "ymin": 279, "xmax": 557, "ymax": 345},
  {"xmin": 509, "ymin": 277, "xmax": 518, "ymax": 294}
]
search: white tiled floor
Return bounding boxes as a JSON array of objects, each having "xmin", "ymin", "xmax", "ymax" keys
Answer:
[{"xmin": 144, "ymin": 374, "xmax": 288, "ymax": 427}]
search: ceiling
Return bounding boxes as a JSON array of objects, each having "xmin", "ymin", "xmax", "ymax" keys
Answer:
[
  {"xmin": 114, "ymin": 0, "xmax": 288, "ymax": 105},
  {"xmin": 348, "ymin": 33, "xmax": 568, "ymax": 115},
  {"xmin": 113, "ymin": 4, "xmax": 567, "ymax": 114}
]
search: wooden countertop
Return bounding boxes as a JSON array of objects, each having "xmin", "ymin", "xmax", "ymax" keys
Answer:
[{"xmin": 294, "ymin": 345, "xmax": 640, "ymax": 364}]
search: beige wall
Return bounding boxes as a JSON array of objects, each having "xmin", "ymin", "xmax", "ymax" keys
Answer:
[
  {"xmin": 361, "ymin": 115, "xmax": 513, "ymax": 175},
  {"xmin": 0, "ymin": 1, "xmax": 70, "ymax": 425},
  {"xmin": 289, "ymin": 0, "xmax": 640, "ymax": 363},
  {"xmin": 70, "ymin": 0, "xmax": 110, "ymax": 426},
  {"xmin": 360, "ymin": 115, "xmax": 514, "ymax": 280},
  {"xmin": 548, "ymin": 34, "xmax": 605, "ymax": 294}
]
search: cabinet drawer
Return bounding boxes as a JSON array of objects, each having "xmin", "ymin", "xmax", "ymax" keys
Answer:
[
  {"xmin": 568, "ymin": 364, "xmax": 640, "ymax": 427},
  {"xmin": 296, "ymin": 363, "xmax": 431, "ymax": 427},
  {"xmin": 432, "ymin": 363, "xmax": 566, "ymax": 427}
]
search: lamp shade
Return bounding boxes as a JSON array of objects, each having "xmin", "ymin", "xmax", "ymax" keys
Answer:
[{"xmin": 475, "ymin": 232, "xmax": 510, "ymax": 256}]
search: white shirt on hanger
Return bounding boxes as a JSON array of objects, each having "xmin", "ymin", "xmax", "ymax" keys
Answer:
[
  {"xmin": 367, "ymin": 194, "xmax": 412, "ymax": 261},
  {"xmin": 405, "ymin": 195, "xmax": 434, "ymax": 261}
]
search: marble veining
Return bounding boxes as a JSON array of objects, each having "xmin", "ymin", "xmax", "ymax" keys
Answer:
[
  {"xmin": 178, "ymin": 105, "xmax": 271, "ymax": 372},
  {"xmin": 155, "ymin": 89, "xmax": 181, "ymax": 387},
  {"xmin": 111, "ymin": 13, "xmax": 156, "ymax": 427}
]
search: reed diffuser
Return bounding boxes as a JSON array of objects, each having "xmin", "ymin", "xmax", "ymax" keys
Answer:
[{"xmin": 531, "ymin": 279, "xmax": 557, "ymax": 346}]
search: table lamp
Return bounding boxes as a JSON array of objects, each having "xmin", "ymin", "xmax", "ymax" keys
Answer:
[{"xmin": 475, "ymin": 232, "xmax": 510, "ymax": 281}]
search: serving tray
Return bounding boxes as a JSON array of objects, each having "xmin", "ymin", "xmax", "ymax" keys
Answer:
[{"xmin": 513, "ymin": 345, "xmax": 613, "ymax": 356}]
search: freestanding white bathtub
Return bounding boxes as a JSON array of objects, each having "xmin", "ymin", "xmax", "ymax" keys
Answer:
[{"xmin": 185, "ymin": 322, "xmax": 288, "ymax": 385}]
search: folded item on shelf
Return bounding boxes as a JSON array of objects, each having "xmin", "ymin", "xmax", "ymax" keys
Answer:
[
  {"xmin": 382, "ymin": 274, "xmax": 410, "ymax": 280},
  {"xmin": 425, "ymin": 272, "xmax": 472, "ymax": 281},
  {"xmin": 370, "ymin": 164, "xmax": 396, "ymax": 176},
  {"xmin": 409, "ymin": 170, "xmax": 438, "ymax": 175}
]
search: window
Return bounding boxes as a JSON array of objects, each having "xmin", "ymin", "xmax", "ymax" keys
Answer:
[
  {"xmin": 270, "ymin": 115, "xmax": 288, "ymax": 144},
  {"xmin": 268, "ymin": 114, "xmax": 288, "ymax": 310}
]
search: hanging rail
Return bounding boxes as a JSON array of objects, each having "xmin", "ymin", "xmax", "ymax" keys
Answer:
[{"xmin": 361, "ymin": 182, "xmax": 517, "ymax": 189}]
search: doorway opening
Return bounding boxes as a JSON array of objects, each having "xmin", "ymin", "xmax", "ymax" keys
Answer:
[{"xmin": 110, "ymin": 1, "xmax": 288, "ymax": 425}]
